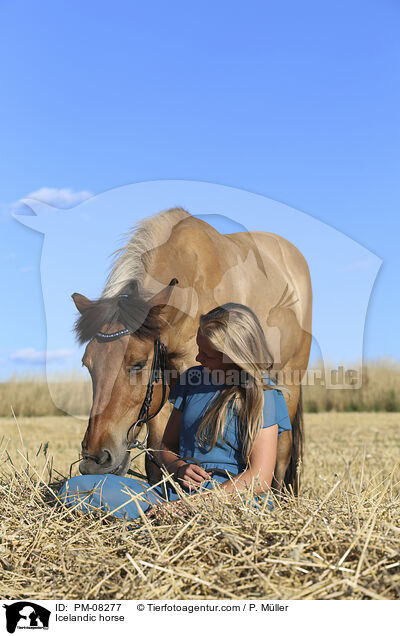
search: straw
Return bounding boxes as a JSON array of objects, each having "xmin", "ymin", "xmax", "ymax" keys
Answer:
[{"xmin": 0, "ymin": 411, "xmax": 398, "ymax": 600}]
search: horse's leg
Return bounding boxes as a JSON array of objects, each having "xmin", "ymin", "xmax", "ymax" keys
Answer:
[
  {"xmin": 273, "ymin": 382, "xmax": 303, "ymax": 494},
  {"xmin": 279, "ymin": 383, "xmax": 304, "ymax": 495},
  {"xmin": 273, "ymin": 430, "xmax": 292, "ymax": 492}
]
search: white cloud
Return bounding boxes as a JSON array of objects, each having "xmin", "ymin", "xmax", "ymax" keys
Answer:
[
  {"xmin": 1, "ymin": 187, "xmax": 93, "ymax": 222},
  {"xmin": 23, "ymin": 187, "xmax": 92, "ymax": 209},
  {"xmin": 10, "ymin": 348, "xmax": 73, "ymax": 364}
]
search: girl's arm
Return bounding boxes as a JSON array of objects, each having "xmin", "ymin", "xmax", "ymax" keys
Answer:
[
  {"xmin": 159, "ymin": 407, "xmax": 186, "ymax": 475},
  {"xmin": 160, "ymin": 408, "xmax": 211, "ymax": 486},
  {"xmin": 219, "ymin": 424, "xmax": 278, "ymax": 495}
]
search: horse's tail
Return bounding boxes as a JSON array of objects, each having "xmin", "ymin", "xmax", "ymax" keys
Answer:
[{"xmin": 284, "ymin": 385, "xmax": 304, "ymax": 495}]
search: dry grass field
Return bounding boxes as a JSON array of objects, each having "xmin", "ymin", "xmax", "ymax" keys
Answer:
[
  {"xmin": 0, "ymin": 412, "xmax": 399, "ymax": 600},
  {"xmin": 2, "ymin": 359, "xmax": 400, "ymax": 417}
]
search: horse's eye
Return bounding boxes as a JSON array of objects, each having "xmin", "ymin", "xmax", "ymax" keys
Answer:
[{"xmin": 128, "ymin": 361, "xmax": 146, "ymax": 373}]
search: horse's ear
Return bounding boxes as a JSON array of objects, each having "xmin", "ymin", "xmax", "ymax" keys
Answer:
[
  {"xmin": 72, "ymin": 293, "xmax": 93, "ymax": 315},
  {"xmin": 148, "ymin": 278, "xmax": 179, "ymax": 311}
]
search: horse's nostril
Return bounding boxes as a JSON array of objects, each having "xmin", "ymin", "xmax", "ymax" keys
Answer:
[
  {"xmin": 102, "ymin": 449, "xmax": 112, "ymax": 465},
  {"xmin": 82, "ymin": 449, "xmax": 113, "ymax": 465}
]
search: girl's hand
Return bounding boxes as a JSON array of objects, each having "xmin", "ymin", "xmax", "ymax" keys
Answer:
[{"xmin": 176, "ymin": 463, "xmax": 211, "ymax": 490}]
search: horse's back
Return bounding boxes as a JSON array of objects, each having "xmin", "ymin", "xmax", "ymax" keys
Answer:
[{"xmin": 224, "ymin": 231, "xmax": 311, "ymax": 283}]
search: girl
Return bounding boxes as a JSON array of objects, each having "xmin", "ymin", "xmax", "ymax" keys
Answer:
[{"xmin": 58, "ymin": 303, "xmax": 291, "ymax": 519}]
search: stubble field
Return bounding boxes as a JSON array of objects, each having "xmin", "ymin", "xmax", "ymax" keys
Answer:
[{"xmin": 0, "ymin": 412, "xmax": 399, "ymax": 600}]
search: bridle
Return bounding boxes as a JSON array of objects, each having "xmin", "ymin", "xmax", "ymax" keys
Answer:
[
  {"xmin": 75, "ymin": 280, "xmax": 234, "ymax": 483},
  {"xmin": 94, "ymin": 326, "xmax": 169, "ymax": 471},
  {"xmin": 125, "ymin": 337, "xmax": 168, "ymax": 463},
  {"xmin": 75, "ymin": 278, "xmax": 178, "ymax": 478}
]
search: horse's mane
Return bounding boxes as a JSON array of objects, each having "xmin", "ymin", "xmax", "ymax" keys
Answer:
[
  {"xmin": 102, "ymin": 207, "xmax": 190, "ymax": 298},
  {"xmin": 74, "ymin": 281, "xmax": 160, "ymax": 345},
  {"xmin": 74, "ymin": 208, "xmax": 190, "ymax": 344}
]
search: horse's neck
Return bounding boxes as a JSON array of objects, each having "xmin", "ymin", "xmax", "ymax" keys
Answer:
[{"xmin": 162, "ymin": 313, "xmax": 198, "ymax": 374}]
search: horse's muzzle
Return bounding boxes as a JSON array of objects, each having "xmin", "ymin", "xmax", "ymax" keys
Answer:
[{"xmin": 79, "ymin": 449, "xmax": 130, "ymax": 476}]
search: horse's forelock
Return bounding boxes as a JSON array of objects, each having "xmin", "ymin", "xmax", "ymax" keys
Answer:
[{"xmin": 74, "ymin": 290, "xmax": 160, "ymax": 345}]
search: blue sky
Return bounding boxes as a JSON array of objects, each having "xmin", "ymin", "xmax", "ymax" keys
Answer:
[{"xmin": 0, "ymin": 0, "xmax": 399, "ymax": 380}]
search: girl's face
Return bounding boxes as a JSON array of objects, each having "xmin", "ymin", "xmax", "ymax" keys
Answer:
[{"xmin": 195, "ymin": 329, "xmax": 236, "ymax": 372}]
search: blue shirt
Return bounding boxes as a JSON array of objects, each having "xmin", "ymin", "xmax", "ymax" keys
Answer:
[{"xmin": 168, "ymin": 365, "xmax": 291, "ymax": 476}]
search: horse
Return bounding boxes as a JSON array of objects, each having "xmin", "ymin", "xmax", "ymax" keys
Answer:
[{"xmin": 72, "ymin": 207, "xmax": 312, "ymax": 493}]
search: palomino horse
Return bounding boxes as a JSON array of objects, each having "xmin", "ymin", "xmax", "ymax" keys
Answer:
[{"xmin": 72, "ymin": 208, "xmax": 312, "ymax": 492}]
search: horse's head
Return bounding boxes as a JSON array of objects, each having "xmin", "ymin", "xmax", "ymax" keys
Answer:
[{"xmin": 72, "ymin": 279, "xmax": 177, "ymax": 475}]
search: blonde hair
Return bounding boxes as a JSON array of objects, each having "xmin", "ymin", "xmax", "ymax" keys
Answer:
[{"xmin": 196, "ymin": 303, "xmax": 280, "ymax": 463}]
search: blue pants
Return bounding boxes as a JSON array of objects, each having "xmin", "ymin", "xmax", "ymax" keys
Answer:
[
  {"xmin": 58, "ymin": 473, "xmax": 273, "ymax": 521},
  {"xmin": 58, "ymin": 473, "xmax": 226, "ymax": 520},
  {"xmin": 58, "ymin": 474, "xmax": 183, "ymax": 520}
]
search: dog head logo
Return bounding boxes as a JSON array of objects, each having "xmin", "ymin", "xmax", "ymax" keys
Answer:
[{"xmin": 3, "ymin": 602, "xmax": 50, "ymax": 633}]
